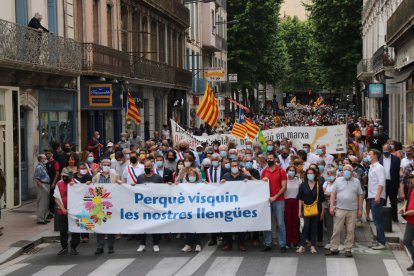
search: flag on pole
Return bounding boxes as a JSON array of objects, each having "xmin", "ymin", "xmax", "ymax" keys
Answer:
[
  {"xmin": 126, "ymin": 93, "xmax": 142, "ymax": 125},
  {"xmin": 290, "ymin": 96, "xmax": 296, "ymax": 103},
  {"xmin": 231, "ymin": 123, "xmax": 247, "ymax": 139},
  {"xmin": 244, "ymin": 118, "xmax": 260, "ymax": 140},
  {"xmin": 257, "ymin": 130, "xmax": 267, "ymax": 153},
  {"xmin": 196, "ymin": 83, "xmax": 219, "ymax": 127}
]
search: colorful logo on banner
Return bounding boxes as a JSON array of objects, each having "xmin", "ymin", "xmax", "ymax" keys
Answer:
[
  {"xmin": 75, "ymin": 186, "xmax": 113, "ymax": 230},
  {"xmin": 89, "ymin": 84, "xmax": 113, "ymax": 107}
]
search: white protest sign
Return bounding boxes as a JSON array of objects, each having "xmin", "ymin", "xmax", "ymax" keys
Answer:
[
  {"xmin": 68, "ymin": 181, "xmax": 271, "ymax": 234},
  {"xmin": 171, "ymin": 120, "xmax": 347, "ymax": 154}
]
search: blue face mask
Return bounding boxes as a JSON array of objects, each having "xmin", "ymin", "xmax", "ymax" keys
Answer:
[
  {"xmin": 212, "ymin": 161, "xmax": 219, "ymax": 168},
  {"xmin": 343, "ymin": 170, "xmax": 352, "ymax": 179},
  {"xmin": 318, "ymin": 165, "xmax": 324, "ymax": 172},
  {"xmin": 220, "ymin": 151, "xmax": 227, "ymax": 158},
  {"xmin": 307, "ymin": 174, "xmax": 315, "ymax": 181},
  {"xmin": 338, "ymin": 165, "xmax": 343, "ymax": 171},
  {"xmin": 156, "ymin": 161, "xmax": 163, "ymax": 168},
  {"xmin": 267, "ymin": 145, "xmax": 273, "ymax": 151},
  {"xmin": 303, "ymin": 148, "xmax": 309, "ymax": 153},
  {"xmin": 383, "ymin": 151, "xmax": 390, "ymax": 157},
  {"xmin": 188, "ymin": 176, "xmax": 197, "ymax": 183},
  {"xmin": 364, "ymin": 156, "xmax": 371, "ymax": 163},
  {"xmin": 245, "ymin": 162, "xmax": 253, "ymax": 169},
  {"xmin": 197, "ymin": 152, "xmax": 203, "ymax": 156},
  {"xmin": 239, "ymin": 162, "xmax": 245, "ymax": 168},
  {"xmin": 288, "ymin": 171, "xmax": 296, "ymax": 177},
  {"xmin": 229, "ymin": 154, "xmax": 236, "ymax": 160},
  {"xmin": 316, "ymin": 149, "xmax": 323, "ymax": 155},
  {"xmin": 328, "ymin": 176, "xmax": 336, "ymax": 182}
]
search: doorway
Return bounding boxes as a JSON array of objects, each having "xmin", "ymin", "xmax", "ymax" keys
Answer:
[{"xmin": 20, "ymin": 108, "xmax": 29, "ymax": 201}]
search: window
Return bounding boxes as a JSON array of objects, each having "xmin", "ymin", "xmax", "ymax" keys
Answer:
[
  {"xmin": 195, "ymin": 2, "xmax": 199, "ymax": 41},
  {"xmin": 151, "ymin": 21, "xmax": 158, "ymax": 61},
  {"xmin": 159, "ymin": 23, "xmax": 166, "ymax": 62},
  {"xmin": 15, "ymin": 0, "xmax": 28, "ymax": 25},
  {"xmin": 47, "ymin": 0, "xmax": 58, "ymax": 34},
  {"xmin": 74, "ymin": 0, "xmax": 83, "ymax": 42},
  {"xmin": 93, "ymin": 0, "xmax": 99, "ymax": 44},
  {"xmin": 185, "ymin": 48, "xmax": 190, "ymax": 70},
  {"xmin": 107, "ymin": 4, "xmax": 112, "ymax": 47},
  {"xmin": 212, "ymin": 10, "xmax": 215, "ymax": 34}
]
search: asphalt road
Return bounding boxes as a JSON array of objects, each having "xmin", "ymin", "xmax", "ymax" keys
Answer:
[{"xmin": 0, "ymin": 235, "xmax": 410, "ymax": 276}]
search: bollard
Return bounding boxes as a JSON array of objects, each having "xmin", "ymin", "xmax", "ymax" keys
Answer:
[{"xmin": 382, "ymin": 206, "xmax": 392, "ymax": 232}]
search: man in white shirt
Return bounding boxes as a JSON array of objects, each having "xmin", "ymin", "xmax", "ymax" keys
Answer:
[
  {"xmin": 278, "ymin": 148, "xmax": 291, "ymax": 170},
  {"xmin": 367, "ymin": 149, "xmax": 386, "ymax": 250},
  {"xmin": 316, "ymin": 144, "xmax": 334, "ymax": 166},
  {"xmin": 303, "ymin": 143, "xmax": 319, "ymax": 165},
  {"xmin": 401, "ymin": 146, "xmax": 414, "ymax": 171},
  {"xmin": 122, "ymin": 152, "xmax": 144, "ymax": 185}
]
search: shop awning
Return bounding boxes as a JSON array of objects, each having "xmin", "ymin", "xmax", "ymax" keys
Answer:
[{"xmin": 391, "ymin": 65, "xmax": 414, "ymax": 83}]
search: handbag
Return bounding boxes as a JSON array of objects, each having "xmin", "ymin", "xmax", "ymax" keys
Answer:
[{"xmin": 303, "ymin": 183, "xmax": 319, "ymax": 217}]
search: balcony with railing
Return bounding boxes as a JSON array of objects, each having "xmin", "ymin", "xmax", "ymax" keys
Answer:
[
  {"xmin": 372, "ymin": 45, "xmax": 395, "ymax": 73},
  {"xmin": 0, "ymin": 18, "xmax": 81, "ymax": 76},
  {"xmin": 142, "ymin": 0, "xmax": 190, "ymax": 27},
  {"xmin": 82, "ymin": 43, "xmax": 130, "ymax": 77},
  {"xmin": 357, "ymin": 59, "xmax": 373, "ymax": 80},
  {"xmin": 215, "ymin": 36, "xmax": 227, "ymax": 52},
  {"xmin": 131, "ymin": 57, "xmax": 192, "ymax": 89},
  {"xmin": 387, "ymin": 0, "xmax": 414, "ymax": 46}
]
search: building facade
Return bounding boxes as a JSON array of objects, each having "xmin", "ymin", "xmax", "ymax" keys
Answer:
[
  {"xmin": 185, "ymin": 0, "xmax": 228, "ymax": 129},
  {"xmin": 280, "ymin": 0, "xmax": 309, "ymax": 20},
  {"xmin": 357, "ymin": 0, "xmax": 412, "ymax": 143}
]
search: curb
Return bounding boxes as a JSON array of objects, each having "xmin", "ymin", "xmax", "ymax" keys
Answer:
[
  {"xmin": 369, "ymin": 221, "xmax": 403, "ymax": 244},
  {"xmin": 0, "ymin": 234, "xmax": 59, "ymax": 265}
]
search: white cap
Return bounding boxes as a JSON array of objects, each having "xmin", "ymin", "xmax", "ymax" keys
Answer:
[{"xmin": 107, "ymin": 142, "xmax": 114, "ymax": 147}]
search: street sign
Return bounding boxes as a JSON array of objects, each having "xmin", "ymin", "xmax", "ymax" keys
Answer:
[
  {"xmin": 205, "ymin": 67, "xmax": 226, "ymax": 82},
  {"xmin": 228, "ymin": 73, "xmax": 238, "ymax": 83}
]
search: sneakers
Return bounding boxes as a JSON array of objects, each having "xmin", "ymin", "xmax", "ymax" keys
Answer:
[
  {"xmin": 195, "ymin": 245, "xmax": 202, "ymax": 252},
  {"xmin": 345, "ymin": 251, "xmax": 353, "ymax": 258},
  {"xmin": 181, "ymin": 245, "xmax": 192, "ymax": 252},
  {"xmin": 153, "ymin": 245, "xmax": 160, "ymax": 252},
  {"xmin": 70, "ymin": 248, "xmax": 79, "ymax": 255},
  {"xmin": 324, "ymin": 243, "xmax": 331, "ymax": 250},
  {"xmin": 296, "ymin": 246, "xmax": 305, "ymax": 253},
  {"xmin": 137, "ymin": 245, "xmax": 146, "ymax": 252},
  {"xmin": 338, "ymin": 244, "xmax": 344, "ymax": 251},
  {"xmin": 57, "ymin": 248, "xmax": 68, "ymax": 256},
  {"xmin": 372, "ymin": 243, "xmax": 386, "ymax": 250},
  {"xmin": 94, "ymin": 248, "xmax": 104, "ymax": 255},
  {"xmin": 261, "ymin": 246, "xmax": 272, "ymax": 252},
  {"xmin": 325, "ymin": 250, "xmax": 339, "ymax": 256},
  {"xmin": 310, "ymin": 246, "xmax": 317, "ymax": 254},
  {"xmin": 368, "ymin": 241, "xmax": 378, "ymax": 248}
]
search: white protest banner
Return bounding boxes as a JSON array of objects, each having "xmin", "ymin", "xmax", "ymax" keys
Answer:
[
  {"xmin": 171, "ymin": 119, "xmax": 347, "ymax": 154},
  {"xmin": 68, "ymin": 181, "xmax": 271, "ymax": 234}
]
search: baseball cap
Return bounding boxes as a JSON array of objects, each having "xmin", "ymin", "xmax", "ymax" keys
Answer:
[{"xmin": 107, "ymin": 142, "xmax": 114, "ymax": 147}]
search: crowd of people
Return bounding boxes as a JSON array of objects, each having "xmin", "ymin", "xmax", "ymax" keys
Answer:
[{"xmin": 31, "ymin": 116, "xmax": 414, "ymax": 271}]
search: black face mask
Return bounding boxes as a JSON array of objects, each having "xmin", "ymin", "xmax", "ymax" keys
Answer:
[
  {"xmin": 267, "ymin": 160, "xmax": 275, "ymax": 166},
  {"xmin": 282, "ymin": 154, "xmax": 288, "ymax": 159},
  {"xmin": 63, "ymin": 148, "xmax": 71, "ymax": 153},
  {"xmin": 144, "ymin": 168, "xmax": 152, "ymax": 175},
  {"xmin": 180, "ymin": 147, "xmax": 186, "ymax": 152},
  {"xmin": 130, "ymin": 157, "xmax": 138, "ymax": 164},
  {"xmin": 167, "ymin": 157, "xmax": 175, "ymax": 162},
  {"xmin": 351, "ymin": 163, "xmax": 357, "ymax": 168},
  {"xmin": 62, "ymin": 177, "xmax": 70, "ymax": 183}
]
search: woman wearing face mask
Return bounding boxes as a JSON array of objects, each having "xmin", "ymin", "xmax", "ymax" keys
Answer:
[
  {"xmin": 316, "ymin": 160, "xmax": 327, "ymax": 179},
  {"xmin": 164, "ymin": 150, "xmax": 178, "ymax": 172},
  {"xmin": 173, "ymin": 160, "xmax": 185, "ymax": 183},
  {"xmin": 85, "ymin": 152, "xmax": 99, "ymax": 176},
  {"xmin": 177, "ymin": 156, "xmax": 197, "ymax": 183},
  {"xmin": 284, "ymin": 165, "xmax": 301, "ymax": 248},
  {"xmin": 74, "ymin": 163, "xmax": 92, "ymax": 242},
  {"xmin": 65, "ymin": 153, "xmax": 79, "ymax": 174},
  {"xmin": 323, "ymin": 168, "xmax": 337, "ymax": 250},
  {"xmin": 297, "ymin": 168, "xmax": 325, "ymax": 254},
  {"xmin": 181, "ymin": 168, "xmax": 203, "ymax": 252}
]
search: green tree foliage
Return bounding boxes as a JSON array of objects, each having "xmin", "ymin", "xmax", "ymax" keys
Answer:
[{"xmin": 306, "ymin": 0, "xmax": 362, "ymax": 90}]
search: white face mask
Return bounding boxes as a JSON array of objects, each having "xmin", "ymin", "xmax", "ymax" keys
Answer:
[
  {"xmin": 231, "ymin": 167, "xmax": 239, "ymax": 174},
  {"xmin": 79, "ymin": 169, "xmax": 87, "ymax": 175},
  {"xmin": 224, "ymin": 163, "xmax": 230, "ymax": 169},
  {"xmin": 102, "ymin": 166, "xmax": 110, "ymax": 173},
  {"xmin": 184, "ymin": 161, "xmax": 192, "ymax": 168},
  {"xmin": 96, "ymin": 134, "xmax": 100, "ymax": 139}
]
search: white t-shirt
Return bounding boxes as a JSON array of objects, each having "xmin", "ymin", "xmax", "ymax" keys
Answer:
[
  {"xmin": 122, "ymin": 164, "xmax": 145, "ymax": 184},
  {"xmin": 285, "ymin": 177, "xmax": 301, "ymax": 199},
  {"xmin": 368, "ymin": 162, "xmax": 386, "ymax": 199},
  {"xmin": 401, "ymin": 157, "xmax": 413, "ymax": 170},
  {"xmin": 318, "ymin": 154, "xmax": 334, "ymax": 166}
]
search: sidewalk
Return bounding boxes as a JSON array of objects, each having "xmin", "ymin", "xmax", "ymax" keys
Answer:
[{"xmin": 0, "ymin": 201, "xmax": 58, "ymax": 264}]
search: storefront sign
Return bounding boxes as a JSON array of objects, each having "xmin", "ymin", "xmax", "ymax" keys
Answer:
[
  {"xmin": 68, "ymin": 181, "xmax": 271, "ymax": 234},
  {"xmin": 205, "ymin": 67, "xmax": 226, "ymax": 82},
  {"xmin": 89, "ymin": 84, "xmax": 113, "ymax": 107},
  {"xmin": 368, "ymin": 83, "xmax": 385, "ymax": 98},
  {"xmin": 228, "ymin": 73, "xmax": 238, "ymax": 83},
  {"xmin": 171, "ymin": 120, "xmax": 347, "ymax": 154}
]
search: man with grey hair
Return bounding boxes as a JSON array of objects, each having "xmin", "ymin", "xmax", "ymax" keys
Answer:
[
  {"xmin": 326, "ymin": 164, "xmax": 363, "ymax": 257},
  {"xmin": 207, "ymin": 153, "xmax": 229, "ymax": 184},
  {"xmin": 33, "ymin": 154, "xmax": 50, "ymax": 224},
  {"xmin": 28, "ymin": 13, "xmax": 49, "ymax": 33}
]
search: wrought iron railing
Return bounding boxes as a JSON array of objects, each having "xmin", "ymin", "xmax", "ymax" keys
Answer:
[
  {"xmin": 357, "ymin": 58, "xmax": 372, "ymax": 77},
  {"xmin": 0, "ymin": 18, "xmax": 81, "ymax": 74},
  {"xmin": 387, "ymin": 0, "xmax": 414, "ymax": 44},
  {"xmin": 143, "ymin": 0, "xmax": 190, "ymax": 27},
  {"xmin": 82, "ymin": 43, "xmax": 130, "ymax": 77},
  {"xmin": 132, "ymin": 57, "xmax": 191, "ymax": 89}
]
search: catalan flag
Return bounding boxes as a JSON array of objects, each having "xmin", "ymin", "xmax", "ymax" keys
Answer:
[
  {"xmin": 126, "ymin": 93, "xmax": 142, "ymax": 125},
  {"xmin": 196, "ymin": 83, "xmax": 219, "ymax": 127},
  {"xmin": 231, "ymin": 122, "xmax": 247, "ymax": 139},
  {"xmin": 238, "ymin": 109, "xmax": 259, "ymax": 140},
  {"xmin": 314, "ymin": 96, "xmax": 324, "ymax": 106}
]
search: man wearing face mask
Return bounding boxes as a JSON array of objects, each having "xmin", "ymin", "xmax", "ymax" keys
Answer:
[
  {"xmin": 137, "ymin": 160, "xmax": 163, "ymax": 252},
  {"xmin": 54, "ymin": 169, "xmax": 80, "ymax": 255},
  {"xmin": 316, "ymin": 144, "xmax": 334, "ymax": 167},
  {"xmin": 118, "ymin": 133, "xmax": 131, "ymax": 149},
  {"xmin": 102, "ymin": 142, "xmax": 114, "ymax": 160},
  {"xmin": 244, "ymin": 155, "xmax": 260, "ymax": 180},
  {"xmin": 129, "ymin": 131, "xmax": 142, "ymax": 147},
  {"xmin": 92, "ymin": 159, "xmax": 120, "ymax": 254},
  {"xmin": 220, "ymin": 160, "xmax": 249, "ymax": 251},
  {"xmin": 278, "ymin": 148, "xmax": 291, "ymax": 170},
  {"xmin": 266, "ymin": 140, "xmax": 275, "ymax": 156},
  {"xmin": 303, "ymin": 143, "xmax": 319, "ymax": 165},
  {"xmin": 155, "ymin": 154, "xmax": 173, "ymax": 183},
  {"xmin": 379, "ymin": 144, "xmax": 401, "ymax": 222},
  {"xmin": 261, "ymin": 152, "xmax": 288, "ymax": 253},
  {"xmin": 196, "ymin": 145, "xmax": 205, "ymax": 164},
  {"xmin": 326, "ymin": 165, "xmax": 363, "ymax": 257},
  {"xmin": 219, "ymin": 145, "xmax": 228, "ymax": 159},
  {"xmin": 228, "ymin": 148, "xmax": 238, "ymax": 161},
  {"xmin": 367, "ymin": 127, "xmax": 385, "ymax": 152},
  {"xmin": 112, "ymin": 151, "xmax": 129, "ymax": 177},
  {"xmin": 122, "ymin": 152, "xmax": 144, "ymax": 185},
  {"xmin": 207, "ymin": 154, "xmax": 229, "ymax": 184},
  {"xmin": 33, "ymin": 154, "xmax": 51, "ymax": 225},
  {"xmin": 87, "ymin": 131, "xmax": 102, "ymax": 161}
]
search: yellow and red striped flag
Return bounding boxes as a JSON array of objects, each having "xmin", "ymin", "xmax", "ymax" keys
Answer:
[
  {"xmin": 196, "ymin": 84, "xmax": 219, "ymax": 127},
  {"xmin": 231, "ymin": 122, "xmax": 247, "ymax": 139},
  {"xmin": 126, "ymin": 93, "xmax": 142, "ymax": 125},
  {"xmin": 243, "ymin": 118, "xmax": 260, "ymax": 140}
]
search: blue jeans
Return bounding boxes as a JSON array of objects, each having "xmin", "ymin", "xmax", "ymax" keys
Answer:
[
  {"xmin": 264, "ymin": 200, "xmax": 286, "ymax": 247},
  {"xmin": 368, "ymin": 198, "xmax": 386, "ymax": 245}
]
